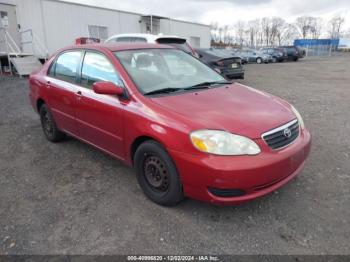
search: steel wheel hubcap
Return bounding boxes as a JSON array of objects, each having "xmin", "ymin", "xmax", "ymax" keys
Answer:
[
  {"xmin": 42, "ymin": 110, "xmax": 53, "ymax": 136},
  {"xmin": 144, "ymin": 155, "xmax": 169, "ymax": 192}
]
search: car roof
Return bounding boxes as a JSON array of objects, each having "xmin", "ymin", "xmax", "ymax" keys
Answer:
[
  {"xmin": 57, "ymin": 43, "xmax": 175, "ymax": 53},
  {"xmin": 105, "ymin": 33, "xmax": 186, "ymax": 43}
]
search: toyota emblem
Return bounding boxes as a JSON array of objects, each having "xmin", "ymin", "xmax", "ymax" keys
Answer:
[{"xmin": 283, "ymin": 128, "xmax": 292, "ymax": 138}]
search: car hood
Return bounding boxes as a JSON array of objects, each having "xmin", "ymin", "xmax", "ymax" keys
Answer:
[{"xmin": 150, "ymin": 83, "xmax": 296, "ymax": 139}]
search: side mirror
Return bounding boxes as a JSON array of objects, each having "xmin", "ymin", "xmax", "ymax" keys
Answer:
[{"xmin": 93, "ymin": 81, "xmax": 124, "ymax": 96}]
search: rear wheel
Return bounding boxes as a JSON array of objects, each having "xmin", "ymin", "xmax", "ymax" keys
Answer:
[
  {"xmin": 256, "ymin": 57, "xmax": 262, "ymax": 64},
  {"xmin": 40, "ymin": 104, "xmax": 65, "ymax": 142},
  {"xmin": 272, "ymin": 57, "xmax": 277, "ymax": 63},
  {"xmin": 134, "ymin": 141, "xmax": 183, "ymax": 206}
]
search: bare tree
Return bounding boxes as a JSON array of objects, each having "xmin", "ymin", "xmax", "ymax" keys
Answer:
[
  {"xmin": 247, "ymin": 19, "xmax": 261, "ymax": 47},
  {"xmin": 261, "ymin": 17, "xmax": 272, "ymax": 46},
  {"xmin": 309, "ymin": 17, "xmax": 323, "ymax": 39},
  {"xmin": 222, "ymin": 25, "xmax": 231, "ymax": 44},
  {"xmin": 270, "ymin": 17, "xmax": 286, "ymax": 46},
  {"xmin": 235, "ymin": 20, "xmax": 246, "ymax": 47},
  {"xmin": 295, "ymin": 16, "xmax": 315, "ymax": 39},
  {"xmin": 280, "ymin": 24, "xmax": 300, "ymax": 45},
  {"xmin": 210, "ymin": 22, "xmax": 219, "ymax": 42},
  {"xmin": 328, "ymin": 15, "xmax": 345, "ymax": 38}
]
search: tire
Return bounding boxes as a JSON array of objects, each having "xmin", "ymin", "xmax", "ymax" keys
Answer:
[
  {"xmin": 272, "ymin": 57, "xmax": 277, "ymax": 63},
  {"xmin": 256, "ymin": 57, "xmax": 262, "ymax": 64},
  {"xmin": 134, "ymin": 140, "xmax": 183, "ymax": 206},
  {"xmin": 39, "ymin": 104, "xmax": 65, "ymax": 142}
]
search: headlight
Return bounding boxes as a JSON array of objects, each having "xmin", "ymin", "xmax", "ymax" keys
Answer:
[
  {"xmin": 190, "ymin": 130, "xmax": 261, "ymax": 156},
  {"xmin": 291, "ymin": 105, "xmax": 305, "ymax": 129}
]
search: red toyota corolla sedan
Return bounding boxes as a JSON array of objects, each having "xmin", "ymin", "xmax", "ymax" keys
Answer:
[{"xmin": 29, "ymin": 43, "xmax": 311, "ymax": 206}]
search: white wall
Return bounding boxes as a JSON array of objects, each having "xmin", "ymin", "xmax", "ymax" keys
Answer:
[
  {"xmin": 160, "ymin": 19, "xmax": 211, "ymax": 48},
  {"xmin": 41, "ymin": 0, "xmax": 144, "ymax": 53},
  {"xmin": 3, "ymin": 0, "xmax": 211, "ymax": 55}
]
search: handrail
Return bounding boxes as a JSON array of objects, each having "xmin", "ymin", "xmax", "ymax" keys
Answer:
[
  {"xmin": 6, "ymin": 31, "xmax": 21, "ymax": 54},
  {"xmin": 20, "ymin": 29, "xmax": 49, "ymax": 59},
  {"xmin": 0, "ymin": 27, "xmax": 21, "ymax": 55},
  {"xmin": 1, "ymin": 27, "xmax": 49, "ymax": 59}
]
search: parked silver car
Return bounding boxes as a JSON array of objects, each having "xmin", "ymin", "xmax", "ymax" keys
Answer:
[{"xmin": 237, "ymin": 50, "xmax": 272, "ymax": 64}]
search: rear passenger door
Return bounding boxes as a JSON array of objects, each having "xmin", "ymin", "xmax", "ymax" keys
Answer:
[
  {"xmin": 46, "ymin": 50, "xmax": 82, "ymax": 135},
  {"xmin": 75, "ymin": 51, "xmax": 126, "ymax": 159}
]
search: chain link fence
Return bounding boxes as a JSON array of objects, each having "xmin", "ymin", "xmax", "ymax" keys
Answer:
[
  {"xmin": 294, "ymin": 39, "xmax": 340, "ymax": 57},
  {"xmin": 302, "ymin": 44, "xmax": 336, "ymax": 57}
]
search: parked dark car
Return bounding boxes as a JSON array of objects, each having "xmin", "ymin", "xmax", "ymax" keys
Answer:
[
  {"xmin": 216, "ymin": 49, "xmax": 248, "ymax": 64},
  {"xmin": 296, "ymin": 46, "xmax": 306, "ymax": 58},
  {"xmin": 279, "ymin": 46, "xmax": 302, "ymax": 61},
  {"xmin": 195, "ymin": 48, "xmax": 244, "ymax": 79},
  {"xmin": 259, "ymin": 47, "xmax": 287, "ymax": 62}
]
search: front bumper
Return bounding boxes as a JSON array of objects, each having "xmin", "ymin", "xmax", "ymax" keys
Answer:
[{"xmin": 169, "ymin": 129, "xmax": 311, "ymax": 205}]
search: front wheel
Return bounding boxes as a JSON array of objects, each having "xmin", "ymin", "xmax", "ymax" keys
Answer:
[
  {"xmin": 40, "ymin": 104, "xmax": 65, "ymax": 142},
  {"xmin": 134, "ymin": 141, "xmax": 183, "ymax": 206},
  {"xmin": 256, "ymin": 57, "xmax": 262, "ymax": 64}
]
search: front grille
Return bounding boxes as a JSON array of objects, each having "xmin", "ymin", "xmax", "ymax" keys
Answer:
[{"xmin": 262, "ymin": 119, "xmax": 299, "ymax": 150}]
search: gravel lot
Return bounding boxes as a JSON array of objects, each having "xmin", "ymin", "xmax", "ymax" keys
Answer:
[{"xmin": 0, "ymin": 55, "xmax": 349, "ymax": 255}]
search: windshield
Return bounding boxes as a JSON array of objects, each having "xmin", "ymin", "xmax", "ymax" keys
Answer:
[{"xmin": 114, "ymin": 49, "xmax": 226, "ymax": 94}]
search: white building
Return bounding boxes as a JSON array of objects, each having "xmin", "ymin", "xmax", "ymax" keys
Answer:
[{"xmin": 0, "ymin": 0, "xmax": 211, "ymax": 59}]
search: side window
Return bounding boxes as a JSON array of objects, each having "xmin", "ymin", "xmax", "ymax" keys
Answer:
[
  {"xmin": 115, "ymin": 37, "xmax": 132, "ymax": 42},
  {"xmin": 133, "ymin": 37, "xmax": 147, "ymax": 43},
  {"xmin": 81, "ymin": 52, "xmax": 124, "ymax": 89},
  {"xmin": 50, "ymin": 51, "xmax": 82, "ymax": 83}
]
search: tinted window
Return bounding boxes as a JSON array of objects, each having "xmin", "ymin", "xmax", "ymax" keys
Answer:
[
  {"xmin": 81, "ymin": 52, "xmax": 124, "ymax": 88},
  {"xmin": 52, "ymin": 51, "xmax": 82, "ymax": 83},
  {"xmin": 114, "ymin": 37, "xmax": 147, "ymax": 43},
  {"xmin": 133, "ymin": 37, "xmax": 147, "ymax": 43},
  {"xmin": 115, "ymin": 37, "xmax": 133, "ymax": 42}
]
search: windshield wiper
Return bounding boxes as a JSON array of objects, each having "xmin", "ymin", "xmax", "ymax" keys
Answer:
[
  {"xmin": 144, "ymin": 87, "xmax": 183, "ymax": 96},
  {"xmin": 186, "ymin": 81, "xmax": 232, "ymax": 89},
  {"xmin": 144, "ymin": 81, "xmax": 232, "ymax": 95}
]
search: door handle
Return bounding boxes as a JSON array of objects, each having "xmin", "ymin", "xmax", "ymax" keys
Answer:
[{"xmin": 46, "ymin": 81, "xmax": 51, "ymax": 88}]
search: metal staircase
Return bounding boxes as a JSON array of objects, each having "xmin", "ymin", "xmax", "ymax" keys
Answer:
[{"xmin": 0, "ymin": 27, "xmax": 48, "ymax": 76}]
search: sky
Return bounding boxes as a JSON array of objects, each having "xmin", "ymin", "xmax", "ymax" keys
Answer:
[{"xmin": 62, "ymin": 0, "xmax": 350, "ymax": 30}]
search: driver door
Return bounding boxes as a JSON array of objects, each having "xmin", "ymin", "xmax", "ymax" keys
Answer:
[{"xmin": 75, "ymin": 51, "xmax": 126, "ymax": 159}]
